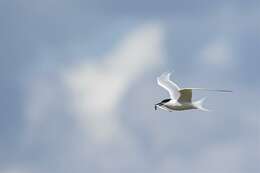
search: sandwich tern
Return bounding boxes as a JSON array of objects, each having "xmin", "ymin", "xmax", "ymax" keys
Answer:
[{"xmin": 155, "ymin": 72, "xmax": 231, "ymax": 112}]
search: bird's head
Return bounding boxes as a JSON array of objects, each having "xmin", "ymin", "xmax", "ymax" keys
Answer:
[{"xmin": 155, "ymin": 98, "xmax": 171, "ymax": 110}]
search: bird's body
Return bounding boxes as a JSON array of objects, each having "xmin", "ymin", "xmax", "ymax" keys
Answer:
[
  {"xmin": 164, "ymin": 101, "xmax": 196, "ymax": 111},
  {"xmin": 155, "ymin": 72, "xmax": 231, "ymax": 112},
  {"xmin": 155, "ymin": 97, "xmax": 203, "ymax": 111}
]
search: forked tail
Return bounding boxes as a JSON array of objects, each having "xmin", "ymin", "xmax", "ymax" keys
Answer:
[{"xmin": 194, "ymin": 97, "xmax": 210, "ymax": 112}]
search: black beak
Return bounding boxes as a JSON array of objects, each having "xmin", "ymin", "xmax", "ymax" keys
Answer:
[{"xmin": 154, "ymin": 103, "xmax": 162, "ymax": 110}]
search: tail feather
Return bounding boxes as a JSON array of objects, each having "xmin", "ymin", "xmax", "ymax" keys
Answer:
[{"xmin": 194, "ymin": 97, "xmax": 210, "ymax": 112}]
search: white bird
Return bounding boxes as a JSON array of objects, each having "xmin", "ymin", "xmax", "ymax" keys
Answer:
[{"xmin": 155, "ymin": 72, "xmax": 232, "ymax": 112}]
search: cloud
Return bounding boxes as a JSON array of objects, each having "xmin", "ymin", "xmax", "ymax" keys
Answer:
[
  {"xmin": 63, "ymin": 23, "xmax": 165, "ymax": 144},
  {"xmin": 23, "ymin": 22, "xmax": 165, "ymax": 146},
  {"xmin": 19, "ymin": 22, "xmax": 166, "ymax": 173}
]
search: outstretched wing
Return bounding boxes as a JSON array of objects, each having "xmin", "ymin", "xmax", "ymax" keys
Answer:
[
  {"xmin": 178, "ymin": 89, "xmax": 192, "ymax": 103},
  {"xmin": 157, "ymin": 72, "xmax": 181, "ymax": 100},
  {"xmin": 178, "ymin": 88, "xmax": 232, "ymax": 103},
  {"xmin": 183, "ymin": 88, "xmax": 232, "ymax": 92}
]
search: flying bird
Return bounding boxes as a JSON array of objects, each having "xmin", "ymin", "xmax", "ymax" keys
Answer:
[{"xmin": 155, "ymin": 72, "xmax": 231, "ymax": 112}]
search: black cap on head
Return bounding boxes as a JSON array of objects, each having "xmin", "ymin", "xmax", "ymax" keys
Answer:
[{"xmin": 161, "ymin": 98, "xmax": 171, "ymax": 103}]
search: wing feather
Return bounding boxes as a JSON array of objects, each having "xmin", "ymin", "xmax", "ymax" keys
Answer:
[
  {"xmin": 178, "ymin": 88, "xmax": 232, "ymax": 103},
  {"xmin": 157, "ymin": 72, "xmax": 180, "ymax": 100},
  {"xmin": 178, "ymin": 89, "xmax": 192, "ymax": 103},
  {"xmin": 183, "ymin": 88, "xmax": 232, "ymax": 92}
]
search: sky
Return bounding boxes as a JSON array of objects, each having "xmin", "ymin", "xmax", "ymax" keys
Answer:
[{"xmin": 0, "ymin": 0, "xmax": 260, "ymax": 173}]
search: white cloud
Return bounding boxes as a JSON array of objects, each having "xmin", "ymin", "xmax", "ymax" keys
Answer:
[
  {"xmin": 62, "ymin": 23, "xmax": 165, "ymax": 144},
  {"xmin": 21, "ymin": 23, "xmax": 167, "ymax": 173},
  {"xmin": 22, "ymin": 23, "xmax": 165, "ymax": 172}
]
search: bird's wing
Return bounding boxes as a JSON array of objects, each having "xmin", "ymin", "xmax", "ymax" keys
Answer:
[
  {"xmin": 183, "ymin": 88, "xmax": 232, "ymax": 92},
  {"xmin": 157, "ymin": 72, "xmax": 181, "ymax": 100},
  {"xmin": 178, "ymin": 89, "xmax": 192, "ymax": 103},
  {"xmin": 178, "ymin": 88, "xmax": 232, "ymax": 103}
]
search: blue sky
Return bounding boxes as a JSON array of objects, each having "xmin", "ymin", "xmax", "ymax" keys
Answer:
[{"xmin": 0, "ymin": 0, "xmax": 259, "ymax": 173}]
